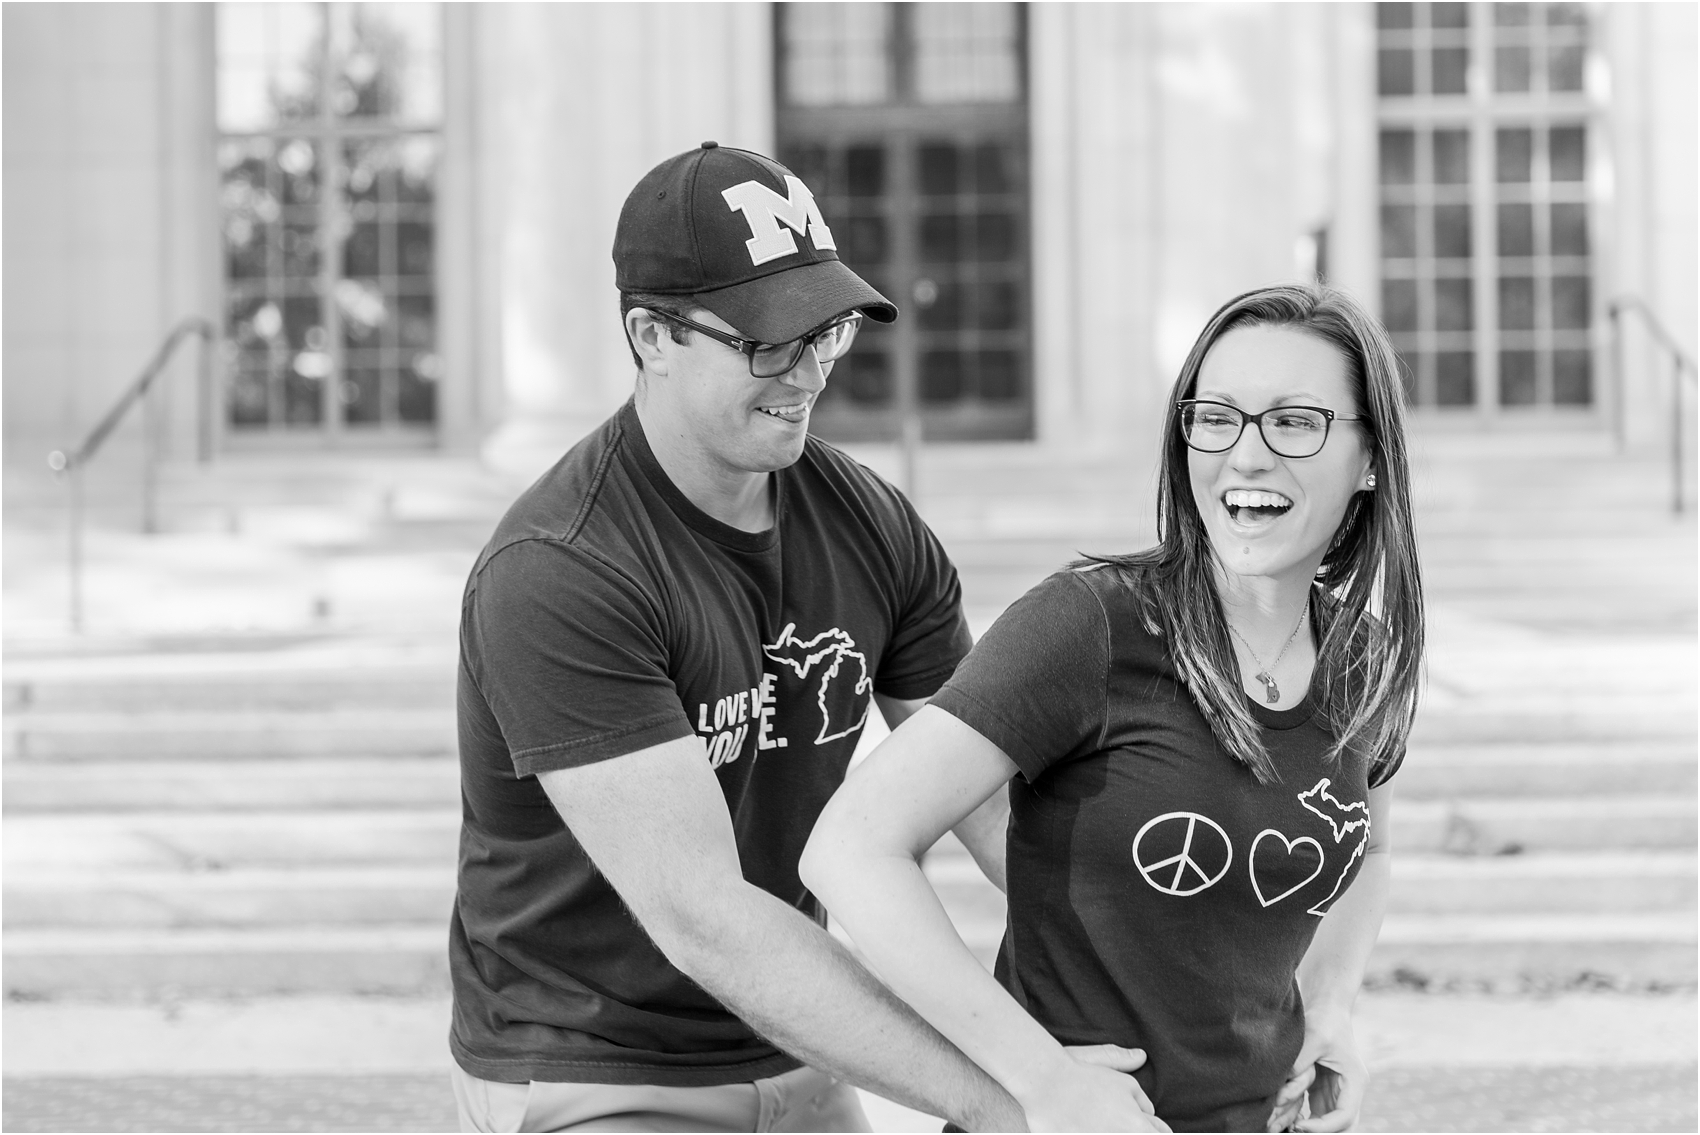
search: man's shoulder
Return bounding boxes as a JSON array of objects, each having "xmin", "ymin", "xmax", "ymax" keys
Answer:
[{"xmin": 478, "ymin": 411, "xmax": 642, "ymax": 563}]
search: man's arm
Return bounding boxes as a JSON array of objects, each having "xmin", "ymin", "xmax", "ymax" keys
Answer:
[
  {"xmin": 535, "ymin": 736, "xmax": 1023, "ymax": 1132},
  {"xmin": 874, "ymin": 694, "xmax": 1009, "ymax": 893}
]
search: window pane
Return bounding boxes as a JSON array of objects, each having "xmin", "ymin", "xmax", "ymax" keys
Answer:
[
  {"xmin": 1380, "ymin": 130, "xmax": 1417, "ymax": 185},
  {"xmin": 1553, "ymin": 349, "xmax": 1592, "ymax": 404},
  {"xmin": 919, "ymin": 143, "xmax": 959, "ymax": 195},
  {"xmin": 1383, "ymin": 279, "xmax": 1419, "ymax": 332},
  {"xmin": 1494, "ymin": 3, "xmax": 1530, "ymax": 26},
  {"xmin": 973, "ymin": 143, "xmax": 1014, "ymax": 192},
  {"xmin": 1551, "ymin": 276, "xmax": 1590, "ymax": 329},
  {"xmin": 973, "ymin": 281, "xmax": 1018, "ymax": 330},
  {"xmin": 1499, "ymin": 351, "xmax": 1537, "ymax": 404},
  {"xmin": 1381, "ymin": 205, "xmax": 1418, "ymax": 259},
  {"xmin": 1497, "ymin": 128, "xmax": 1533, "ymax": 182},
  {"xmin": 1550, "ymin": 203, "xmax": 1589, "ymax": 256},
  {"xmin": 921, "ymin": 214, "xmax": 958, "ymax": 263},
  {"xmin": 1499, "ymin": 277, "xmax": 1535, "ymax": 329},
  {"xmin": 1434, "ymin": 129, "xmax": 1470, "ymax": 184},
  {"xmin": 1432, "ymin": 47, "xmax": 1468, "ymax": 95},
  {"xmin": 842, "ymin": 216, "xmax": 888, "ymax": 264},
  {"xmin": 1547, "ymin": 3, "xmax": 1588, "ymax": 30},
  {"xmin": 1432, "ymin": 3, "xmax": 1470, "ymax": 29},
  {"xmin": 334, "ymin": 4, "xmax": 442, "ymax": 123},
  {"xmin": 972, "ymin": 213, "xmax": 1018, "ymax": 261},
  {"xmin": 783, "ymin": 3, "xmax": 891, "ymax": 106},
  {"xmin": 1378, "ymin": 3, "xmax": 1415, "ymax": 30},
  {"xmin": 913, "ymin": 3, "xmax": 1021, "ymax": 104},
  {"xmin": 979, "ymin": 350, "xmax": 1021, "ymax": 401},
  {"xmin": 847, "ymin": 146, "xmax": 885, "ymax": 196},
  {"xmin": 1548, "ymin": 44, "xmax": 1586, "ymax": 92},
  {"xmin": 842, "ymin": 350, "xmax": 892, "ymax": 405},
  {"xmin": 1433, "ymin": 205, "xmax": 1471, "ymax": 258},
  {"xmin": 919, "ymin": 280, "xmax": 962, "ymax": 330},
  {"xmin": 1498, "ymin": 203, "xmax": 1534, "ymax": 256},
  {"xmin": 216, "ymin": 3, "xmax": 323, "ymax": 131},
  {"xmin": 1550, "ymin": 127, "xmax": 1586, "ymax": 181},
  {"xmin": 1379, "ymin": 48, "xmax": 1416, "ymax": 97},
  {"xmin": 1495, "ymin": 45, "xmax": 1531, "ymax": 92},
  {"xmin": 920, "ymin": 350, "xmax": 966, "ymax": 402},
  {"xmin": 1434, "ymin": 278, "xmax": 1473, "ymax": 330},
  {"xmin": 1436, "ymin": 351, "xmax": 1476, "ymax": 405}
]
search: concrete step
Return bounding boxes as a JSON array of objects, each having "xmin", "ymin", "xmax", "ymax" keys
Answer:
[
  {"xmin": 1396, "ymin": 796, "xmax": 1696, "ymax": 854},
  {"xmin": 1, "ymin": 710, "xmax": 456, "ymax": 761},
  {"xmin": 3, "ymin": 758, "xmax": 460, "ymax": 812},
  {"xmin": 4, "ymin": 665, "xmax": 455, "ymax": 714},
  {"xmin": 5, "ymin": 743, "xmax": 1689, "ymax": 815},
  {"xmin": 2, "ymin": 810, "xmax": 460, "ymax": 871},
  {"xmin": 3, "ymin": 796, "xmax": 1688, "ymax": 877},
  {"xmin": 1, "ymin": 927, "xmax": 450, "ymax": 999},
  {"xmin": 1393, "ymin": 743, "xmax": 1696, "ymax": 799},
  {"xmin": 9, "ymin": 913, "xmax": 1691, "ymax": 1000},
  {"xmin": 3, "ymin": 867, "xmax": 456, "ymax": 930}
]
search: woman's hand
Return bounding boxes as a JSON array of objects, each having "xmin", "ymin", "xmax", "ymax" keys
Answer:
[
  {"xmin": 1266, "ymin": 1011, "xmax": 1367, "ymax": 1132},
  {"xmin": 1017, "ymin": 1045, "xmax": 1170, "ymax": 1133}
]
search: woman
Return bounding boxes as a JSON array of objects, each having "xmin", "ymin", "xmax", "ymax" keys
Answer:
[{"xmin": 801, "ymin": 285, "xmax": 1422, "ymax": 1133}]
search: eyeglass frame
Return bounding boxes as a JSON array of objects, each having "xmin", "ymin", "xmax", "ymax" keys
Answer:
[
  {"xmin": 642, "ymin": 308, "xmax": 863, "ymax": 378},
  {"xmin": 1175, "ymin": 398, "xmax": 1366, "ymax": 459}
]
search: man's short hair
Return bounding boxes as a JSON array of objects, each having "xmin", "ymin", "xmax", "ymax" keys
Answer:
[{"xmin": 620, "ymin": 291, "xmax": 699, "ymax": 371}]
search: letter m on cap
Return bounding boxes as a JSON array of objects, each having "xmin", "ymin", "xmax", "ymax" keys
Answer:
[{"xmin": 721, "ymin": 176, "xmax": 839, "ymax": 267}]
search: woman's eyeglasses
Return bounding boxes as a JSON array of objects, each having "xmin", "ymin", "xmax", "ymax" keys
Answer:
[
  {"xmin": 649, "ymin": 310, "xmax": 863, "ymax": 378},
  {"xmin": 1177, "ymin": 399, "xmax": 1364, "ymax": 459}
]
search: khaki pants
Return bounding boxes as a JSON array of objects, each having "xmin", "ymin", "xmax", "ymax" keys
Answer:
[{"xmin": 450, "ymin": 1062, "xmax": 873, "ymax": 1133}]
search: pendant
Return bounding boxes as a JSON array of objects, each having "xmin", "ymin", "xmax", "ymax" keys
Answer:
[{"xmin": 1254, "ymin": 672, "xmax": 1280, "ymax": 704}]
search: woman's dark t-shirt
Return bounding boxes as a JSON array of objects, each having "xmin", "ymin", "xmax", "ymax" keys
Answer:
[{"xmin": 929, "ymin": 566, "xmax": 1400, "ymax": 1133}]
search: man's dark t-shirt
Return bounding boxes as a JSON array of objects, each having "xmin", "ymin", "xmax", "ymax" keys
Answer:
[
  {"xmin": 450, "ymin": 401, "xmax": 972, "ymax": 1086},
  {"xmin": 929, "ymin": 566, "xmax": 1400, "ymax": 1132}
]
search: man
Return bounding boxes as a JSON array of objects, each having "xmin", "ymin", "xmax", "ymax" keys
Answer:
[{"xmin": 447, "ymin": 142, "xmax": 1003, "ymax": 1132}]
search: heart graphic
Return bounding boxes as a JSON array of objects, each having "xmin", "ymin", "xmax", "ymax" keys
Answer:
[{"xmin": 1250, "ymin": 829, "xmax": 1324, "ymax": 907}]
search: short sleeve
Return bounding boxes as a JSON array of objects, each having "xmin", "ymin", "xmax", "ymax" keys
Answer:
[
  {"xmin": 870, "ymin": 490, "xmax": 973, "ymax": 701},
  {"xmin": 462, "ymin": 539, "xmax": 694, "ymax": 777},
  {"xmin": 928, "ymin": 571, "xmax": 1109, "ymax": 782}
]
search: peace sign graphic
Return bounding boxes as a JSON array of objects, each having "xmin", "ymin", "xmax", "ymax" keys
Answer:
[{"xmin": 1132, "ymin": 811, "xmax": 1233, "ymax": 896}]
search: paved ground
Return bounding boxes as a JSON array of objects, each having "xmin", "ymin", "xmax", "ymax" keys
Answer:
[
  {"xmin": 3, "ymin": 1064, "xmax": 1695, "ymax": 1132},
  {"xmin": 3, "ymin": 992, "xmax": 1694, "ymax": 1132}
]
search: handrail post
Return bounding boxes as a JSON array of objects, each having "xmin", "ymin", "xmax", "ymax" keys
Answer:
[
  {"xmin": 197, "ymin": 323, "xmax": 215, "ymax": 464},
  {"xmin": 1608, "ymin": 301, "xmax": 1625, "ymax": 453},
  {"xmin": 1673, "ymin": 353, "xmax": 1685, "ymax": 516},
  {"xmin": 142, "ymin": 378, "xmax": 159, "ymax": 535},
  {"xmin": 68, "ymin": 464, "xmax": 84, "ymax": 634}
]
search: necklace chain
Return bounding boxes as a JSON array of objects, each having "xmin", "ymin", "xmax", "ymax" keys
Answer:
[{"xmin": 1228, "ymin": 599, "xmax": 1310, "ymax": 705}]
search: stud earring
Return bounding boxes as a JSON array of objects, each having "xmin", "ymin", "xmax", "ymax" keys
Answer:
[{"xmin": 1365, "ymin": 473, "xmax": 1378, "ymax": 490}]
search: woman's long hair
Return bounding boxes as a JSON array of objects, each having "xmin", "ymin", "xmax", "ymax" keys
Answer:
[{"xmin": 1089, "ymin": 284, "xmax": 1423, "ymax": 785}]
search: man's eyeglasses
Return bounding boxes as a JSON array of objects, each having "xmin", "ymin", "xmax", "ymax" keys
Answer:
[
  {"xmin": 648, "ymin": 310, "xmax": 863, "ymax": 378},
  {"xmin": 1177, "ymin": 399, "xmax": 1364, "ymax": 459}
]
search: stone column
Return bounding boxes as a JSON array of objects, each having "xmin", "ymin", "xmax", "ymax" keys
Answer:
[{"xmin": 473, "ymin": 3, "xmax": 775, "ymax": 478}]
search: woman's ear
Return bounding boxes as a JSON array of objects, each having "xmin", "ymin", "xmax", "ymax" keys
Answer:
[{"xmin": 625, "ymin": 309, "xmax": 672, "ymax": 377}]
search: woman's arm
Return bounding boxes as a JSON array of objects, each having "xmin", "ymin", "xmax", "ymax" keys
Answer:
[
  {"xmin": 1267, "ymin": 781, "xmax": 1396, "ymax": 1133},
  {"xmin": 801, "ymin": 705, "xmax": 1166, "ymax": 1133}
]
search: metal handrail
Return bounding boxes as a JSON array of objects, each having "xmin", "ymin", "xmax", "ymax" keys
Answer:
[
  {"xmin": 47, "ymin": 316, "xmax": 218, "ymax": 632},
  {"xmin": 1608, "ymin": 297, "xmax": 1697, "ymax": 515}
]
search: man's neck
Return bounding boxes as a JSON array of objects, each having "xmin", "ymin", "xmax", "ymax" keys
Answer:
[{"xmin": 634, "ymin": 399, "xmax": 774, "ymax": 532}]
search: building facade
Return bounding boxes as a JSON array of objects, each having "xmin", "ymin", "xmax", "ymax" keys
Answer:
[{"xmin": 5, "ymin": 2, "xmax": 1694, "ymax": 490}]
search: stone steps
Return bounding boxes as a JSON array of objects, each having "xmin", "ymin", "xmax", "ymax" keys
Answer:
[
  {"xmin": 11, "ymin": 851, "xmax": 1691, "ymax": 933},
  {"xmin": 4, "ymin": 741, "xmax": 1691, "ymax": 810}
]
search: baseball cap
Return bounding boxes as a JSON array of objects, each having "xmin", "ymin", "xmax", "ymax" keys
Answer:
[{"xmin": 613, "ymin": 141, "xmax": 897, "ymax": 344}]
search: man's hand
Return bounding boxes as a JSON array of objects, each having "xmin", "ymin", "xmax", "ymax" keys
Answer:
[
  {"xmin": 1266, "ymin": 1011, "xmax": 1367, "ymax": 1132},
  {"xmin": 1017, "ymin": 1045, "xmax": 1171, "ymax": 1133}
]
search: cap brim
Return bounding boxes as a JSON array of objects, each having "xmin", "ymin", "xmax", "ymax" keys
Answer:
[{"xmin": 691, "ymin": 259, "xmax": 897, "ymax": 343}]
